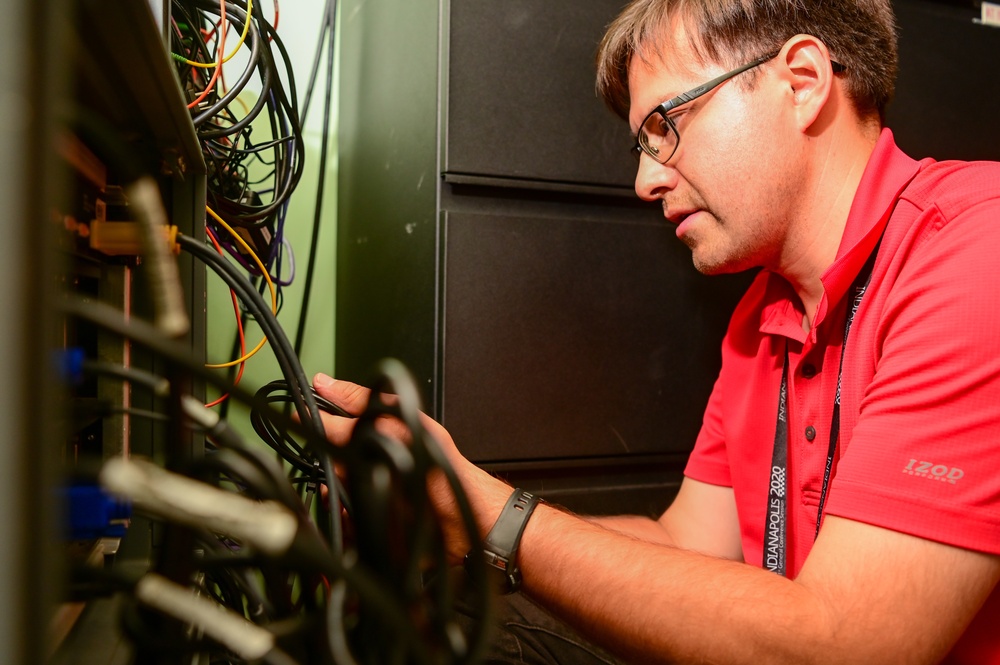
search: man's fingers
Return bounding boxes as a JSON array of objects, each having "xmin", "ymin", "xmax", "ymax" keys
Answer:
[
  {"xmin": 313, "ymin": 373, "xmax": 366, "ymax": 446},
  {"xmin": 312, "ymin": 374, "xmax": 409, "ymax": 445},
  {"xmin": 313, "ymin": 373, "xmax": 371, "ymax": 416},
  {"xmin": 311, "ymin": 373, "xmax": 465, "ymax": 472}
]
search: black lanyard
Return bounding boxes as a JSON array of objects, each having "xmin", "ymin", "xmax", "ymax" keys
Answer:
[{"xmin": 763, "ymin": 242, "xmax": 882, "ymax": 576}]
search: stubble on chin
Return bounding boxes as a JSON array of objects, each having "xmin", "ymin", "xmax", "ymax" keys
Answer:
[
  {"xmin": 691, "ymin": 250, "xmax": 728, "ymax": 276},
  {"xmin": 685, "ymin": 226, "xmax": 756, "ymax": 276},
  {"xmin": 678, "ymin": 218, "xmax": 727, "ymax": 276}
]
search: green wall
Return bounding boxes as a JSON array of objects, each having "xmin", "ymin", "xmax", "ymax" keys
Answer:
[{"xmin": 205, "ymin": 2, "xmax": 338, "ymax": 436}]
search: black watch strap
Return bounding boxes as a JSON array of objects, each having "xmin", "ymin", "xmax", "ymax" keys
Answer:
[{"xmin": 466, "ymin": 488, "xmax": 540, "ymax": 594}]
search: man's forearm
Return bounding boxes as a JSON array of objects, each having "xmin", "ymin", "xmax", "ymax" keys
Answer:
[
  {"xmin": 517, "ymin": 505, "xmax": 848, "ymax": 665},
  {"xmin": 585, "ymin": 514, "xmax": 676, "ymax": 546}
]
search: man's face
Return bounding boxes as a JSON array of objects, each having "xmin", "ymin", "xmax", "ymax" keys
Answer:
[{"xmin": 627, "ymin": 26, "xmax": 802, "ymax": 276}]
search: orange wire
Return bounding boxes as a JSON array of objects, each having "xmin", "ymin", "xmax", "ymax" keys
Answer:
[
  {"xmin": 204, "ymin": 227, "xmax": 246, "ymax": 408},
  {"xmin": 187, "ymin": 0, "xmax": 227, "ymax": 109}
]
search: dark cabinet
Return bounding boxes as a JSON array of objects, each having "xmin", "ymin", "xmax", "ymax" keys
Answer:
[
  {"xmin": 337, "ymin": 0, "xmax": 749, "ymax": 515},
  {"xmin": 444, "ymin": 0, "xmax": 637, "ymax": 188},
  {"xmin": 888, "ymin": 0, "xmax": 1000, "ymax": 162}
]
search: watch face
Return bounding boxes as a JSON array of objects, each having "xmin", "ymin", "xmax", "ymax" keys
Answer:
[{"xmin": 465, "ymin": 546, "xmax": 520, "ymax": 594}]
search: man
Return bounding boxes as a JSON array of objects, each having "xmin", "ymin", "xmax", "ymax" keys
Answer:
[{"xmin": 315, "ymin": 0, "xmax": 1000, "ymax": 662}]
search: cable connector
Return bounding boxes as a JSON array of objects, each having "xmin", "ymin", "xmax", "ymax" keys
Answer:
[
  {"xmin": 100, "ymin": 457, "xmax": 298, "ymax": 557},
  {"xmin": 89, "ymin": 219, "xmax": 180, "ymax": 257},
  {"xmin": 134, "ymin": 573, "xmax": 287, "ymax": 663},
  {"xmin": 59, "ymin": 483, "xmax": 132, "ymax": 541}
]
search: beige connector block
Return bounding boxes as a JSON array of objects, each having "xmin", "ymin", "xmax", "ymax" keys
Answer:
[{"xmin": 89, "ymin": 219, "xmax": 179, "ymax": 256}]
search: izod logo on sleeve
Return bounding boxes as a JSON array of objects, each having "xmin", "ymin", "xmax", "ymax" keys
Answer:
[{"xmin": 903, "ymin": 459, "xmax": 965, "ymax": 485}]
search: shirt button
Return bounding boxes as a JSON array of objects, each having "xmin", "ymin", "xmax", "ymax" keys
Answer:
[
  {"xmin": 805, "ymin": 426, "xmax": 817, "ymax": 441},
  {"xmin": 802, "ymin": 364, "xmax": 817, "ymax": 378}
]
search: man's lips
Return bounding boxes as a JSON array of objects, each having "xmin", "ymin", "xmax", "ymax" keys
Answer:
[
  {"xmin": 667, "ymin": 210, "xmax": 695, "ymax": 225},
  {"xmin": 665, "ymin": 207, "xmax": 700, "ymax": 236}
]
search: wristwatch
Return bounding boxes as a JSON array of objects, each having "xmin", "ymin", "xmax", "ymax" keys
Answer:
[{"xmin": 465, "ymin": 488, "xmax": 540, "ymax": 594}]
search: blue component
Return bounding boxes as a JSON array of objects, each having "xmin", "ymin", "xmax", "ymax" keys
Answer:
[
  {"xmin": 54, "ymin": 348, "xmax": 86, "ymax": 385},
  {"xmin": 60, "ymin": 484, "xmax": 132, "ymax": 540}
]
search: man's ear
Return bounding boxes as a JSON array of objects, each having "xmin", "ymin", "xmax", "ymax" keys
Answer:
[{"xmin": 774, "ymin": 34, "xmax": 838, "ymax": 133}]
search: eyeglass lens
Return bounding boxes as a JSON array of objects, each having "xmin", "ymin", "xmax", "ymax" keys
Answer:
[{"xmin": 637, "ymin": 112, "xmax": 679, "ymax": 164}]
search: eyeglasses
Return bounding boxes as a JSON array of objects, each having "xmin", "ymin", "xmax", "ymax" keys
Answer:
[
  {"xmin": 633, "ymin": 54, "xmax": 848, "ymax": 164},
  {"xmin": 632, "ymin": 51, "xmax": 781, "ymax": 164}
]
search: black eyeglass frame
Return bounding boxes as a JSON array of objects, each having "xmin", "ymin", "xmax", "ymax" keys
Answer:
[{"xmin": 632, "ymin": 52, "xmax": 846, "ymax": 164}]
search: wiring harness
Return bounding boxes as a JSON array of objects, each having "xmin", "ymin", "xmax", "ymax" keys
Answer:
[
  {"xmin": 64, "ymin": 298, "xmax": 492, "ymax": 665},
  {"xmin": 170, "ymin": 0, "xmax": 310, "ymax": 317},
  {"xmin": 56, "ymin": 2, "xmax": 492, "ymax": 662}
]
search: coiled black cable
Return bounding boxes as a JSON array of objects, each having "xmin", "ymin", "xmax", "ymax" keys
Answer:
[
  {"xmin": 177, "ymin": 232, "xmax": 347, "ymax": 553},
  {"xmin": 62, "ymin": 296, "xmax": 493, "ymax": 665}
]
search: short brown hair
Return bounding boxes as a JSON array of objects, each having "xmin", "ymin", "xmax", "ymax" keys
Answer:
[{"xmin": 596, "ymin": 0, "xmax": 897, "ymax": 122}]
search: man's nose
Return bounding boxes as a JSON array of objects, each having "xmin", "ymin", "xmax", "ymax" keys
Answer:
[{"xmin": 634, "ymin": 151, "xmax": 679, "ymax": 202}]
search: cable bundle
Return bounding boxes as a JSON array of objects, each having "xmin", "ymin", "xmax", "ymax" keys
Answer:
[
  {"xmin": 65, "ymin": 298, "xmax": 492, "ymax": 665},
  {"xmin": 170, "ymin": 0, "xmax": 305, "ymax": 307},
  {"xmin": 56, "ymin": 2, "xmax": 491, "ymax": 659}
]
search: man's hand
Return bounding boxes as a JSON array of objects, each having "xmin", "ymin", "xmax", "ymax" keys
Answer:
[{"xmin": 311, "ymin": 372, "xmax": 512, "ymax": 564}]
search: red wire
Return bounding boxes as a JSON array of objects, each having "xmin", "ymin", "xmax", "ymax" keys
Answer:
[
  {"xmin": 201, "ymin": 19, "xmax": 220, "ymax": 44},
  {"xmin": 205, "ymin": 226, "xmax": 246, "ymax": 408},
  {"xmin": 187, "ymin": 0, "xmax": 227, "ymax": 110}
]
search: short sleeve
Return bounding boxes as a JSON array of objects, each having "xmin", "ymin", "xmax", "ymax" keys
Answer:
[
  {"xmin": 825, "ymin": 196, "xmax": 1000, "ymax": 555},
  {"xmin": 685, "ymin": 372, "xmax": 734, "ymax": 487}
]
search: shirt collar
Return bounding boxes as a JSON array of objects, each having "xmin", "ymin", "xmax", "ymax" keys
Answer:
[{"xmin": 759, "ymin": 129, "xmax": 923, "ymax": 341}]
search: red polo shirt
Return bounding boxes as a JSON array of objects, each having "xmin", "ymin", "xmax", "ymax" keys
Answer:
[{"xmin": 685, "ymin": 129, "xmax": 1000, "ymax": 663}]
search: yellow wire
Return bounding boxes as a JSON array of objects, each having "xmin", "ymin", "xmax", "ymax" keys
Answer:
[
  {"xmin": 174, "ymin": 0, "xmax": 254, "ymax": 69},
  {"xmin": 209, "ymin": 335, "xmax": 268, "ymax": 369},
  {"xmin": 204, "ymin": 204, "xmax": 278, "ymax": 369},
  {"xmin": 206, "ymin": 205, "xmax": 277, "ymax": 312}
]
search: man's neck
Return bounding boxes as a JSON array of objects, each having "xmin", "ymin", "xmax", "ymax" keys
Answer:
[{"xmin": 784, "ymin": 123, "xmax": 881, "ymax": 331}]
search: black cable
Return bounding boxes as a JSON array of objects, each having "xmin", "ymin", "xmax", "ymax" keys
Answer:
[
  {"xmin": 178, "ymin": 233, "xmax": 346, "ymax": 553},
  {"xmin": 336, "ymin": 359, "xmax": 493, "ymax": 664},
  {"xmin": 196, "ymin": 65, "xmax": 271, "ymax": 138},
  {"xmin": 249, "ymin": 383, "xmax": 320, "ymax": 472},
  {"xmin": 63, "ymin": 298, "xmax": 323, "ymax": 454},
  {"xmin": 175, "ymin": 0, "xmax": 304, "ymax": 234},
  {"xmin": 292, "ymin": 0, "xmax": 336, "ymax": 361},
  {"xmin": 64, "ymin": 297, "xmax": 492, "ymax": 664},
  {"xmin": 197, "ymin": 433, "xmax": 306, "ymax": 513},
  {"xmin": 178, "ymin": 234, "xmax": 314, "ymax": 426},
  {"xmin": 202, "ymin": 2, "xmax": 304, "ymax": 227},
  {"xmin": 248, "ymin": 379, "xmax": 358, "ymax": 548},
  {"xmin": 81, "ymin": 359, "xmax": 169, "ymax": 396},
  {"xmin": 189, "ymin": 2, "xmax": 263, "ymax": 128},
  {"xmin": 300, "ymin": 0, "xmax": 333, "ymax": 127},
  {"xmin": 244, "ymin": 292, "xmax": 488, "ymax": 662}
]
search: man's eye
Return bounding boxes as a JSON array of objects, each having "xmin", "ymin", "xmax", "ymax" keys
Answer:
[
  {"xmin": 666, "ymin": 110, "xmax": 687, "ymax": 126},
  {"xmin": 646, "ymin": 114, "xmax": 672, "ymax": 138}
]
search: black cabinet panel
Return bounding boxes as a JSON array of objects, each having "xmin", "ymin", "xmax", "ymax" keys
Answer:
[
  {"xmin": 441, "ymin": 209, "xmax": 750, "ymax": 463},
  {"xmin": 888, "ymin": 0, "xmax": 1000, "ymax": 161},
  {"xmin": 446, "ymin": 0, "xmax": 636, "ymax": 189}
]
